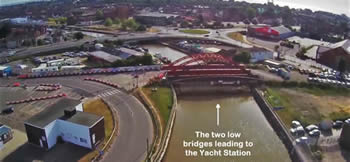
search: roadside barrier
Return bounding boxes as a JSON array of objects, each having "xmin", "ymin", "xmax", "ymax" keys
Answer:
[
  {"xmin": 6, "ymin": 93, "xmax": 67, "ymax": 105},
  {"xmin": 84, "ymin": 78, "xmax": 120, "ymax": 88},
  {"xmin": 17, "ymin": 65, "xmax": 161, "ymax": 79}
]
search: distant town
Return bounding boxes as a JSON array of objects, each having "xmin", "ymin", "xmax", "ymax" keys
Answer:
[{"xmin": 0, "ymin": 0, "xmax": 350, "ymax": 162}]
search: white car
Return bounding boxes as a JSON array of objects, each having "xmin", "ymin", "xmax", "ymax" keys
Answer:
[
  {"xmin": 308, "ymin": 129, "xmax": 321, "ymax": 137},
  {"xmin": 292, "ymin": 120, "xmax": 301, "ymax": 128},
  {"xmin": 345, "ymin": 119, "xmax": 350, "ymax": 124},
  {"xmin": 306, "ymin": 124, "xmax": 319, "ymax": 132},
  {"xmin": 296, "ymin": 136, "xmax": 309, "ymax": 144}
]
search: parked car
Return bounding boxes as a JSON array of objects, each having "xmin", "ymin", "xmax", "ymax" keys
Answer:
[
  {"xmin": 308, "ymin": 129, "xmax": 321, "ymax": 137},
  {"xmin": 292, "ymin": 120, "xmax": 301, "ymax": 128},
  {"xmin": 1, "ymin": 106, "xmax": 14, "ymax": 114},
  {"xmin": 333, "ymin": 120, "xmax": 344, "ymax": 128},
  {"xmin": 296, "ymin": 136, "xmax": 309, "ymax": 144},
  {"xmin": 345, "ymin": 119, "xmax": 350, "ymax": 124},
  {"xmin": 306, "ymin": 124, "xmax": 319, "ymax": 132}
]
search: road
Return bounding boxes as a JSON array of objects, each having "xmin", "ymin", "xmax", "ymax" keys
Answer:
[
  {"xmin": 8, "ymin": 75, "xmax": 154, "ymax": 162},
  {"xmin": 7, "ymin": 26, "xmax": 256, "ymax": 59}
]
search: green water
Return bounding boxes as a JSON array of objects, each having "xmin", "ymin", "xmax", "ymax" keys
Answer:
[{"xmin": 164, "ymin": 95, "xmax": 291, "ymax": 162}]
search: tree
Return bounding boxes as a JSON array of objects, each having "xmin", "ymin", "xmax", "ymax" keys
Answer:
[
  {"xmin": 74, "ymin": 32, "xmax": 84, "ymax": 40},
  {"xmin": 96, "ymin": 10, "xmax": 104, "ymax": 20},
  {"xmin": 0, "ymin": 23, "xmax": 11, "ymax": 39},
  {"xmin": 136, "ymin": 25, "xmax": 147, "ymax": 31},
  {"xmin": 233, "ymin": 52, "xmax": 251, "ymax": 64},
  {"xmin": 338, "ymin": 59, "xmax": 347, "ymax": 73},
  {"xmin": 105, "ymin": 18, "xmax": 113, "ymax": 27},
  {"xmin": 67, "ymin": 16, "xmax": 77, "ymax": 25},
  {"xmin": 113, "ymin": 18, "xmax": 121, "ymax": 25},
  {"xmin": 246, "ymin": 7, "xmax": 257, "ymax": 20}
]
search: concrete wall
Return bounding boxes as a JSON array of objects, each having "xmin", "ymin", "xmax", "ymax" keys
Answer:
[
  {"xmin": 45, "ymin": 120, "xmax": 60, "ymax": 149},
  {"xmin": 57, "ymin": 120, "xmax": 92, "ymax": 149},
  {"xmin": 252, "ymin": 88, "xmax": 313, "ymax": 162}
]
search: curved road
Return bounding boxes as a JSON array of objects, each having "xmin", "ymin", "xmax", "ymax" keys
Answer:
[{"xmin": 17, "ymin": 76, "xmax": 154, "ymax": 162}]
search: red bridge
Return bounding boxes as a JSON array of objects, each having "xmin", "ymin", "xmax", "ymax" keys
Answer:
[{"xmin": 161, "ymin": 53, "xmax": 251, "ymax": 77}]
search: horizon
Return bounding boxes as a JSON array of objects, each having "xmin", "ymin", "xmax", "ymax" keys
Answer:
[{"xmin": 236, "ymin": 0, "xmax": 350, "ymax": 17}]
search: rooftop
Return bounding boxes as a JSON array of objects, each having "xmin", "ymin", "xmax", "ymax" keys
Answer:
[
  {"xmin": 271, "ymin": 26, "xmax": 292, "ymax": 34},
  {"xmin": 0, "ymin": 124, "xmax": 11, "ymax": 136},
  {"xmin": 66, "ymin": 111, "xmax": 103, "ymax": 127},
  {"xmin": 136, "ymin": 12, "xmax": 178, "ymax": 18},
  {"xmin": 25, "ymin": 98, "xmax": 81, "ymax": 128},
  {"xmin": 0, "ymin": 66, "xmax": 9, "ymax": 71},
  {"xmin": 331, "ymin": 39, "xmax": 350, "ymax": 54},
  {"xmin": 89, "ymin": 51, "xmax": 121, "ymax": 63}
]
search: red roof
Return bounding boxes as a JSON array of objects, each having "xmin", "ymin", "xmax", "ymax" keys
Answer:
[{"xmin": 254, "ymin": 26, "xmax": 279, "ymax": 36}]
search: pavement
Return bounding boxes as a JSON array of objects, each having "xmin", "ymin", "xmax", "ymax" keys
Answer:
[{"xmin": 0, "ymin": 73, "xmax": 155, "ymax": 162}]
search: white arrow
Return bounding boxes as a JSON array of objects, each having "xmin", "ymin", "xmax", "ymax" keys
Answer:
[{"xmin": 216, "ymin": 104, "xmax": 221, "ymax": 126}]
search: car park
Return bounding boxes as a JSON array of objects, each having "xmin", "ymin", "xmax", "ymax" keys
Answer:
[
  {"xmin": 308, "ymin": 129, "xmax": 321, "ymax": 137},
  {"xmin": 333, "ymin": 120, "xmax": 344, "ymax": 128},
  {"xmin": 296, "ymin": 136, "xmax": 309, "ymax": 144},
  {"xmin": 306, "ymin": 124, "xmax": 319, "ymax": 132}
]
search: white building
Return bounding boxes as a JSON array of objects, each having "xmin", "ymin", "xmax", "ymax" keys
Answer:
[
  {"xmin": 24, "ymin": 99, "xmax": 105, "ymax": 150},
  {"xmin": 250, "ymin": 48, "xmax": 274, "ymax": 63}
]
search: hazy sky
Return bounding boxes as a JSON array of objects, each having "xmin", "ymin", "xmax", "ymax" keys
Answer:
[{"xmin": 236, "ymin": 0, "xmax": 350, "ymax": 16}]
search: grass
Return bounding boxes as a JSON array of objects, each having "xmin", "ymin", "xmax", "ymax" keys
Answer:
[
  {"xmin": 226, "ymin": 32, "xmax": 246, "ymax": 43},
  {"xmin": 142, "ymin": 85, "xmax": 173, "ymax": 125},
  {"xmin": 264, "ymin": 86, "xmax": 350, "ymax": 127},
  {"xmin": 147, "ymin": 27, "xmax": 160, "ymax": 33},
  {"xmin": 265, "ymin": 88, "xmax": 322, "ymax": 127},
  {"xmin": 79, "ymin": 98, "xmax": 115, "ymax": 162},
  {"xmin": 180, "ymin": 29, "xmax": 210, "ymax": 35}
]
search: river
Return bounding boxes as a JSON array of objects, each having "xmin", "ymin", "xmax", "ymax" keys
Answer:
[{"xmin": 164, "ymin": 95, "xmax": 291, "ymax": 162}]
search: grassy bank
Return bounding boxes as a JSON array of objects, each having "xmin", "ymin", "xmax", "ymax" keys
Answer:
[
  {"xmin": 264, "ymin": 87, "xmax": 350, "ymax": 127},
  {"xmin": 226, "ymin": 32, "xmax": 246, "ymax": 43},
  {"xmin": 180, "ymin": 29, "xmax": 210, "ymax": 35},
  {"xmin": 79, "ymin": 98, "xmax": 115, "ymax": 162},
  {"xmin": 142, "ymin": 85, "xmax": 173, "ymax": 125}
]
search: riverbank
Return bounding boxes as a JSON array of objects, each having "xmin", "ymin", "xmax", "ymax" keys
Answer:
[{"xmin": 252, "ymin": 88, "xmax": 314, "ymax": 162}]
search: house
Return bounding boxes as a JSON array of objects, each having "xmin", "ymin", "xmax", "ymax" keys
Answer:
[
  {"xmin": 0, "ymin": 124, "xmax": 13, "ymax": 145},
  {"xmin": 24, "ymin": 99, "xmax": 105, "ymax": 150},
  {"xmin": 249, "ymin": 48, "xmax": 274, "ymax": 63},
  {"xmin": 88, "ymin": 51, "xmax": 121, "ymax": 63},
  {"xmin": 316, "ymin": 39, "xmax": 350, "ymax": 71},
  {"xmin": 134, "ymin": 12, "xmax": 178, "ymax": 26},
  {"xmin": 248, "ymin": 25, "xmax": 294, "ymax": 40}
]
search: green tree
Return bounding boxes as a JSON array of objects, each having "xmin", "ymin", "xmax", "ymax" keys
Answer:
[
  {"xmin": 105, "ymin": 18, "xmax": 113, "ymax": 27},
  {"xmin": 338, "ymin": 59, "xmax": 347, "ymax": 73},
  {"xmin": 246, "ymin": 7, "xmax": 257, "ymax": 19},
  {"xmin": 96, "ymin": 10, "xmax": 104, "ymax": 20},
  {"xmin": 67, "ymin": 16, "xmax": 77, "ymax": 25},
  {"xmin": 0, "ymin": 23, "xmax": 11, "ymax": 38},
  {"xmin": 113, "ymin": 18, "xmax": 121, "ymax": 25},
  {"xmin": 74, "ymin": 32, "xmax": 84, "ymax": 40},
  {"xmin": 233, "ymin": 52, "xmax": 251, "ymax": 64},
  {"xmin": 136, "ymin": 25, "xmax": 147, "ymax": 31}
]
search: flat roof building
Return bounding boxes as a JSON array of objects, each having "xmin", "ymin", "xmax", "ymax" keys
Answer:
[
  {"xmin": 24, "ymin": 99, "xmax": 105, "ymax": 150},
  {"xmin": 88, "ymin": 51, "xmax": 121, "ymax": 63}
]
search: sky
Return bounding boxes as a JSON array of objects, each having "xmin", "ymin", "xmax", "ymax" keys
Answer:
[{"xmin": 236, "ymin": 0, "xmax": 350, "ymax": 16}]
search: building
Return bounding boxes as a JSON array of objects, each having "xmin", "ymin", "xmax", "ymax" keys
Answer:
[
  {"xmin": 249, "ymin": 48, "xmax": 274, "ymax": 63},
  {"xmin": 248, "ymin": 25, "xmax": 294, "ymax": 40},
  {"xmin": 0, "ymin": 66, "xmax": 12, "ymax": 77},
  {"xmin": 32, "ymin": 64, "xmax": 59, "ymax": 73},
  {"xmin": 316, "ymin": 39, "xmax": 350, "ymax": 71},
  {"xmin": 3, "ymin": 17, "xmax": 47, "ymax": 48},
  {"xmin": 0, "ymin": 124, "xmax": 13, "ymax": 146},
  {"xmin": 88, "ymin": 51, "xmax": 121, "ymax": 63},
  {"xmin": 24, "ymin": 99, "xmax": 105, "ymax": 150},
  {"xmin": 134, "ymin": 12, "xmax": 178, "ymax": 26}
]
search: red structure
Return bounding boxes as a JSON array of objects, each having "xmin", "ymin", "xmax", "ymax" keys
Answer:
[{"xmin": 162, "ymin": 53, "xmax": 250, "ymax": 77}]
